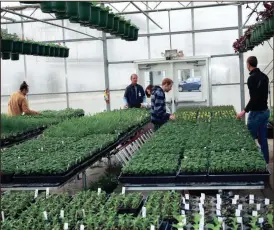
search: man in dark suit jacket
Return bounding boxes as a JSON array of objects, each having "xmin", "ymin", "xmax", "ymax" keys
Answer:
[{"xmin": 123, "ymin": 74, "xmax": 146, "ymax": 108}]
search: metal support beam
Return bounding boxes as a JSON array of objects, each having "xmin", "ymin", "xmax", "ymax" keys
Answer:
[
  {"xmin": 168, "ymin": 10, "xmax": 172, "ymax": 49},
  {"xmin": 1, "ymin": 16, "xmax": 16, "ymax": 22},
  {"xmin": 130, "ymin": 2, "xmax": 162, "ymax": 30},
  {"xmin": 146, "ymin": 1, "xmax": 151, "ymax": 59},
  {"xmin": 191, "ymin": 2, "xmax": 195, "ymax": 55},
  {"xmin": 241, "ymin": 2, "xmax": 260, "ymax": 29},
  {"xmin": 153, "ymin": 2, "xmax": 162, "ymax": 10},
  {"xmin": 1, "ymin": 8, "xmax": 103, "ymax": 40},
  {"xmin": 238, "ymin": 5, "xmax": 246, "ymax": 112},
  {"xmin": 121, "ymin": 2, "xmax": 131, "ymax": 12},
  {"xmin": 20, "ymin": 8, "xmax": 28, "ymax": 83},
  {"xmin": 2, "ymin": 4, "xmax": 40, "ymax": 11}
]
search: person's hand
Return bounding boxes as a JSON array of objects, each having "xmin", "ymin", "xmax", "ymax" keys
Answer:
[
  {"xmin": 169, "ymin": 114, "xmax": 176, "ymax": 120},
  {"xmin": 124, "ymin": 104, "xmax": 128, "ymax": 109},
  {"xmin": 236, "ymin": 110, "xmax": 245, "ymax": 120}
]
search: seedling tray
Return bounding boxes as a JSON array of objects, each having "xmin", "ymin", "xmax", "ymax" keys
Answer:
[
  {"xmin": 208, "ymin": 169, "xmax": 271, "ymax": 183},
  {"xmin": 177, "ymin": 171, "xmax": 207, "ymax": 183},
  {"xmin": 117, "ymin": 199, "xmax": 144, "ymax": 216},
  {"xmin": 119, "ymin": 173, "xmax": 177, "ymax": 184}
]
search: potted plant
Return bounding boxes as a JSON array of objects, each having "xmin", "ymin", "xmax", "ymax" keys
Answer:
[
  {"xmin": 78, "ymin": 2, "xmax": 92, "ymax": 23},
  {"xmin": 37, "ymin": 42, "xmax": 45, "ymax": 56},
  {"xmin": 88, "ymin": 2, "xmax": 101, "ymax": 28},
  {"xmin": 98, "ymin": 5, "xmax": 110, "ymax": 30},
  {"xmin": 40, "ymin": 2, "xmax": 55, "ymax": 14},
  {"xmin": 105, "ymin": 11, "xmax": 115, "ymax": 32},
  {"xmin": 31, "ymin": 41, "xmax": 39, "ymax": 55},
  {"xmin": 10, "ymin": 33, "xmax": 23, "ymax": 55},
  {"xmin": 117, "ymin": 16, "xmax": 126, "ymax": 36},
  {"xmin": 1, "ymin": 30, "xmax": 14, "ymax": 60},
  {"xmin": 110, "ymin": 15, "xmax": 120, "ymax": 35},
  {"xmin": 22, "ymin": 38, "xmax": 32, "ymax": 55}
]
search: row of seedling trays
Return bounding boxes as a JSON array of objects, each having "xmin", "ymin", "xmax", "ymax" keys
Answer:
[
  {"xmin": 39, "ymin": 1, "xmax": 139, "ymax": 41},
  {"xmin": 1, "ymin": 190, "xmax": 273, "ymax": 230}
]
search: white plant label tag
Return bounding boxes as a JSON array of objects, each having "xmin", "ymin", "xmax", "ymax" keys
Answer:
[
  {"xmin": 185, "ymin": 194, "xmax": 189, "ymax": 200},
  {"xmin": 150, "ymin": 225, "xmax": 155, "ymax": 230},
  {"xmin": 258, "ymin": 218, "xmax": 264, "ymax": 224},
  {"xmin": 199, "ymin": 203, "xmax": 203, "ymax": 210},
  {"xmin": 1, "ymin": 211, "xmax": 4, "ymax": 222},
  {"xmin": 122, "ymin": 187, "xmax": 126, "ymax": 195},
  {"xmin": 98, "ymin": 188, "xmax": 101, "ymax": 195},
  {"xmin": 236, "ymin": 209, "xmax": 241, "ymax": 217},
  {"xmin": 218, "ymin": 217, "xmax": 223, "ymax": 222},
  {"xmin": 200, "ymin": 199, "xmax": 204, "ymax": 205},
  {"xmin": 234, "ymin": 195, "xmax": 239, "ymax": 200},
  {"xmin": 182, "ymin": 215, "xmax": 186, "ymax": 225},
  {"xmin": 60, "ymin": 210, "xmax": 64, "ymax": 219},
  {"xmin": 217, "ymin": 198, "xmax": 222, "ymax": 205},
  {"xmin": 201, "ymin": 193, "xmax": 205, "ymax": 200},
  {"xmin": 249, "ymin": 199, "xmax": 254, "ymax": 204},
  {"xmin": 185, "ymin": 203, "xmax": 189, "ymax": 210},
  {"xmin": 82, "ymin": 209, "xmax": 85, "ymax": 218},
  {"xmin": 217, "ymin": 194, "xmax": 221, "ymax": 200},
  {"xmin": 256, "ymin": 204, "xmax": 261, "ymax": 210},
  {"xmin": 252, "ymin": 211, "xmax": 258, "ymax": 217},
  {"xmin": 142, "ymin": 207, "xmax": 146, "ymax": 218},
  {"xmin": 199, "ymin": 208, "xmax": 204, "ymax": 215},
  {"xmin": 34, "ymin": 189, "xmax": 38, "ymax": 199},
  {"xmin": 232, "ymin": 199, "xmax": 237, "ymax": 205},
  {"xmin": 46, "ymin": 188, "xmax": 49, "ymax": 198},
  {"xmin": 238, "ymin": 204, "xmax": 243, "ymax": 210},
  {"xmin": 216, "ymin": 204, "xmax": 221, "ymax": 210},
  {"xmin": 249, "ymin": 194, "xmax": 254, "ymax": 200},
  {"xmin": 237, "ymin": 217, "xmax": 242, "ymax": 223},
  {"xmin": 43, "ymin": 211, "xmax": 48, "ymax": 220},
  {"xmin": 216, "ymin": 210, "xmax": 221, "ymax": 216},
  {"xmin": 64, "ymin": 223, "xmax": 68, "ymax": 230},
  {"xmin": 182, "ymin": 197, "xmax": 186, "ymax": 204},
  {"xmin": 80, "ymin": 225, "xmax": 84, "ymax": 230},
  {"xmin": 265, "ymin": 198, "xmax": 270, "ymax": 205},
  {"xmin": 181, "ymin": 210, "xmax": 185, "ymax": 215}
]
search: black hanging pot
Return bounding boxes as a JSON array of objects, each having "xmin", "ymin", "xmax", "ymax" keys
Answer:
[
  {"xmin": 11, "ymin": 53, "xmax": 20, "ymax": 61},
  {"xmin": 1, "ymin": 52, "xmax": 11, "ymax": 60}
]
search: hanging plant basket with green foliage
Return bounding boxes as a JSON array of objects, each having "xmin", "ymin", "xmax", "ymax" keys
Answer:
[
  {"xmin": 105, "ymin": 12, "xmax": 115, "ymax": 32},
  {"xmin": 1, "ymin": 31, "xmax": 14, "ymax": 60},
  {"xmin": 49, "ymin": 46, "xmax": 56, "ymax": 57},
  {"xmin": 52, "ymin": 1, "xmax": 66, "ymax": 13},
  {"xmin": 55, "ymin": 12, "xmax": 69, "ymax": 20},
  {"xmin": 1, "ymin": 52, "xmax": 11, "ymax": 60},
  {"xmin": 40, "ymin": 2, "xmax": 54, "ymax": 13},
  {"xmin": 22, "ymin": 40, "xmax": 32, "ymax": 55},
  {"xmin": 117, "ymin": 17, "xmax": 126, "ymax": 36},
  {"xmin": 11, "ymin": 53, "xmax": 20, "ymax": 61},
  {"xmin": 122, "ymin": 20, "xmax": 131, "ymax": 38},
  {"xmin": 110, "ymin": 15, "xmax": 120, "ymax": 35},
  {"xmin": 12, "ymin": 40, "xmax": 24, "ymax": 54},
  {"xmin": 54, "ymin": 46, "xmax": 61, "ymax": 57},
  {"xmin": 126, "ymin": 26, "xmax": 139, "ymax": 41},
  {"xmin": 98, "ymin": 6, "xmax": 109, "ymax": 29},
  {"xmin": 64, "ymin": 47, "xmax": 69, "ymax": 58},
  {"xmin": 37, "ymin": 44, "xmax": 45, "ymax": 56},
  {"xmin": 89, "ymin": 3, "xmax": 100, "ymax": 28},
  {"xmin": 44, "ymin": 45, "xmax": 50, "ymax": 56},
  {"xmin": 78, "ymin": 1, "xmax": 92, "ymax": 23},
  {"xmin": 66, "ymin": 1, "xmax": 79, "ymax": 23},
  {"xmin": 31, "ymin": 42, "xmax": 39, "ymax": 55}
]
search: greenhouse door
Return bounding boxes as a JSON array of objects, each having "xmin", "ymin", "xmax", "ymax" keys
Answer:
[{"xmin": 172, "ymin": 59, "xmax": 209, "ymax": 109}]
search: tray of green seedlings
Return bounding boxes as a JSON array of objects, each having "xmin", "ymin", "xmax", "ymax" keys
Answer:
[
  {"xmin": 210, "ymin": 105, "xmax": 236, "ymax": 119},
  {"xmin": 175, "ymin": 107, "xmax": 199, "ymax": 122},
  {"xmin": 0, "ymin": 191, "xmax": 36, "ymax": 220},
  {"xmin": 197, "ymin": 106, "xmax": 212, "ymax": 122}
]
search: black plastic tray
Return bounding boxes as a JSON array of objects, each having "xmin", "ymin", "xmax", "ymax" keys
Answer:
[
  {"xmin": 117, "ymin": 199, "xmax": 144, "ymax": 216},
  {"xmin": 208, "ymin": 169, "xmax": 271, "ymax": 183},
  {"xmin": 8, "ymin": 122, "xmax": 149, "ymax": 185},
  {"xmin": 119, "ymin": 173, "xmax": 177, "ymax": 184},
  {"xmin": 176, "ymin": 171, "xmax": 207, "ymax": 183}
]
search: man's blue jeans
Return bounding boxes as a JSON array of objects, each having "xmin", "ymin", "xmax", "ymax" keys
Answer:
[{"xmin": 247, "ymin": 109, "xmax": 270, "ymax": 164}]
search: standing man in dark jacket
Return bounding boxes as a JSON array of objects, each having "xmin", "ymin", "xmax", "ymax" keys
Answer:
[
  {"xmin": 124, "ymin": 74, "xmax": 146, "ymax": 108},
  {"xmin": 151, "ymin": 78, "xmax": 175, "ymax": 131},
  {"xmin": 237, "ymin": 56, "xmax": 270, "ymax": 164}
]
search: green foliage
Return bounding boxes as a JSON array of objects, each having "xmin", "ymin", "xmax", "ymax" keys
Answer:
[{"xmin": 267, "ymin": 213, "xmax": 274, "ymax": 227}]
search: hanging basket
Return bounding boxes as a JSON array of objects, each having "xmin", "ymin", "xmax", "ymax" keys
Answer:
[
  {"xmin": 12, "ymin": 41, "xmax": 23, "ymax": 54},
  {"xmin": 59, "ymin": 48, "xmax": 65, "ymax": 57},
  {"xmin": 78, "ymin": 2, "xmax": 91, "ymax": 23},
  {"xmin": 110, "ymin": 16, "xmax": 120, "ymax": 35},
  {"xmin": 123, "ymin": 21, "xmax": 131, "ymax": 38},
  {"xmin": 37, "ymin": 45, "xmax": 45, "ymax": 56},
  {"xmin": 49, "ymin": 47, "xmax": 56, "ymax": 57},
  {"xmin": 89, "ymin": 5, "xmax": 100, "ymax": 28},
  {"xmin": 55, "ymin": 12, "xmax": 69, "ymax": 19},
  {"xmin": 22, "ymin": 42, "xmax": 32, "ymax": 55},
  {"xmin": 1, "ymin": 52, "xmax": 11, "ymax": 60},
  {"xmin": 52, "ymin": 1, "xmax": 66, "ymax": 12},
  {"xmin": 44, "ymin": 45, "xmax": 50, "ymax": 56},
  {"xmin": 54, "ymin": 47, "xmax": 60, "ymax": 57},
  {"xmin": 40, "ymin": 2, "xmax": 54, "ymax": 13},
  {"xmin": 11, "ymin": 53, "xmax": 20, "ymax": 61},
  {"xmin": 105, "ymin": 12, "xmax": 115, "ymax": 32},
  {"xmin": 64, "ymin": 48, "xmax": 69, "ymax": 58},
  {"xmin": 117, "ymin": 19, "xmax": 126, "ymax": 36},
  {"xmin": 126, "ymin": 25, "xmax": 135, "ymax": 41},
  {"xmin": 1, "ymin": 39, "xmax": 14, "ymax": 53},
  {"xmin": 66, "ymin": 1, "xmax": 79, "ymax": 23},
  {"xmin": 31, "ymin": 43, "xmax": 39, "ymax": 55},
  {"xmin": 98, "ymin": 9, "xmax": 108, "ymax": 29}
]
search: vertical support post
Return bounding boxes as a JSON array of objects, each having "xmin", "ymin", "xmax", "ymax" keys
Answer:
[
  {"xmin": 191, "ymin": 2, "xmax": 195, "ymax": 55},
  {"xmin": 20, "ymin": 10, "xmax": 27, "ymax": 81},
  {"xmin": 62, "ymin": 20, "xmax": 70, "ymax": 109},
  {"xmin": 168, "ymin": 10, "xmax": 172, "ymax": 49},
  {"xmin": 82, "ymin": 170, "xmax": 87, "ymax": 190},
  {"xmin": 102, "ymin": 32, "xmax": 110, "ymax": 111},
  {"xmin": 146, "ymin": 1, "xmax": 151, "ymax": 59},
  {"xmin": 238, "ymin": 5, "xmax": 245, "ymax": 112}
]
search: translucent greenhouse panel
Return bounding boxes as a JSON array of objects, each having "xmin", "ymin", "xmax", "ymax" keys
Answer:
[
  {"xmin": 1, "ymin": 59, "xmax": 25, "ymax": 96},
  {"xmin": 108, "ymin": 63, "xmax": 136, "ymax": 90},
  {"xmin": 69, "ymin": 92, "xmax": 106, "ymax": 115},
  {"xmin": 211, "ymin": 56, "xmax": 240, "ymax": 84},
  {"xmin": 107, "ymin": 37, "xmax": 148, "ymax": 62},
  {"xmin": 170, "ymin": 10, "xmax": 192, "ymax": 32},
  {"xmin": 171, "ymin": 34, "xmax": 193, "ymax": 56},
  {"xmin": 1, "ymin": 96, "xmax": 10, "ymax": 114},
  {"xmin": 243, "ymin": 38, "xmax": 274, "ymax": 81},
  {"xmin": 27, "ymin": 94, "xmax": 67, "ymax": 111},
  {"xmin": 195, "ymin": 30, "xmax": 238, "ymax": 56},
  {"xmin": 1, "ymin": 23, "xmax": 22, "ymax": 38},
  {"xmin": 66, "ymin": 41, "xmax": 105, "ymax": 92},
  {"xmin": 242, "ymin": 3, "xmax": 267, "ymax": 27},
  {"xmin": 110, "ymin": 90, "xmax": 126, "ymax": 110},
  {"xmin": 212, "ymin": 85, "xmax": 241, "ymax": 112},
  {"xmin": 194, "ymin": 6, "xmax": 237, "ymax": 30},
  {"xmin": 150, "ymin": 35, "xmax": 170, "ymax": 58},
  {"xmin": 148, "ymin": 11, "xmax": 169, "ymax": 33},
  {"xmin": 123, "ymin": 14, "xmax": 147, "ymax": 34},
  {"xmin": 25, "ymin": 55, "xmax": 66, "ymax": 94}
]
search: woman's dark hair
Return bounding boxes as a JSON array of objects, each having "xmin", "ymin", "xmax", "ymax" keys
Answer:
[
  {"xmin": 145, "ymin": 84, "xmax": 153, "ymax": 98},
  {"xmin": 20, "ymin": 81, "xmax": 29, "ymax": 91}
]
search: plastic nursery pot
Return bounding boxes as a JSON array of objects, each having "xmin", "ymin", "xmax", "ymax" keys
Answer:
[
  {"xmin": 117, "ymin": 19, "xmax": 126, "ymax": 36},
  {"xmin": 54, "ymin": 47, "xmax": 61, "ymax": 57},
  {"xmin": 11, "ymin": 53, "xmax": 20, "ymax": 61},
  {"xmin": 98, "ymin": 8, "xmax": 108, "ymax": 29},
  {"xmin": 105, "ymin": 12, "xmax": 115, "ymax": 32},
  {"xmin": 22, "ymin": 42, "xmax": 32, "ymax": 55},
  {"xmin": 66, "ymin": 1, "xmax": 79, "ymax": 23},
  {"xmin": 64, "ymin": 48, "xmax": 69, "ymax": 58},
  {"xmin": 49, "ymin": 47, "xmax": 56, "ymax": 57},
  {"xmin": 44, "ymin": 45, "xmax": 50, "ymax": 56},
  {"xmin": 55, "ymin": 12, "xmax": 69, "ymax": 19},
  {"xmin": 269, "ymin": 15, "xmax": 274, "ymax": 31},
  {"xmin": 1, "ymin": 52, "xmax": 11, "ymax": 60},
  {"xmin": 59, "ymin": 47, "xmax": 65, "ymax": 57},
  {"xmin": 110, "ymin": 16, "xmax": 120, "ymax": 35},
  {"xmin": 11, "ymin": 40, "xmax": 23, "ymax": 54},
  {"xmin": 78, "ymin": 2, "xmax": 92, "ymax": 23},
  {"xmin": 130, "ymin": 27, "xmax": 139, "ymax": 41},
  {"xmin": 1, "ymin": 39, "xmax": 14, "ymax": 53},
  {"xmin": 52, "ymin": 1, "xmax": 66, "ymax": 12},
  {"xmin": 40, "ymin": 2, "xmax": 54, "ymax": 13},
  {"xmin": 122, "ymin": 20, "xmax": 131, "ymax": 38},
  {"xmin": 31, "ymin": 43, "xmax": 39, "ymax": 55},
  {"xmin": 89, "ymin": 5, "xmax": 100, "ymax": 28},
  {"xmin": 37, "ymin": 44, "xmax": 45, "ymax": 56}
]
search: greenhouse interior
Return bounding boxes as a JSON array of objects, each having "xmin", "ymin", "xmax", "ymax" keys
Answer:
[{"xmin": 1, "ymin": 1, "xmax": 274, "ymax": 229}]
